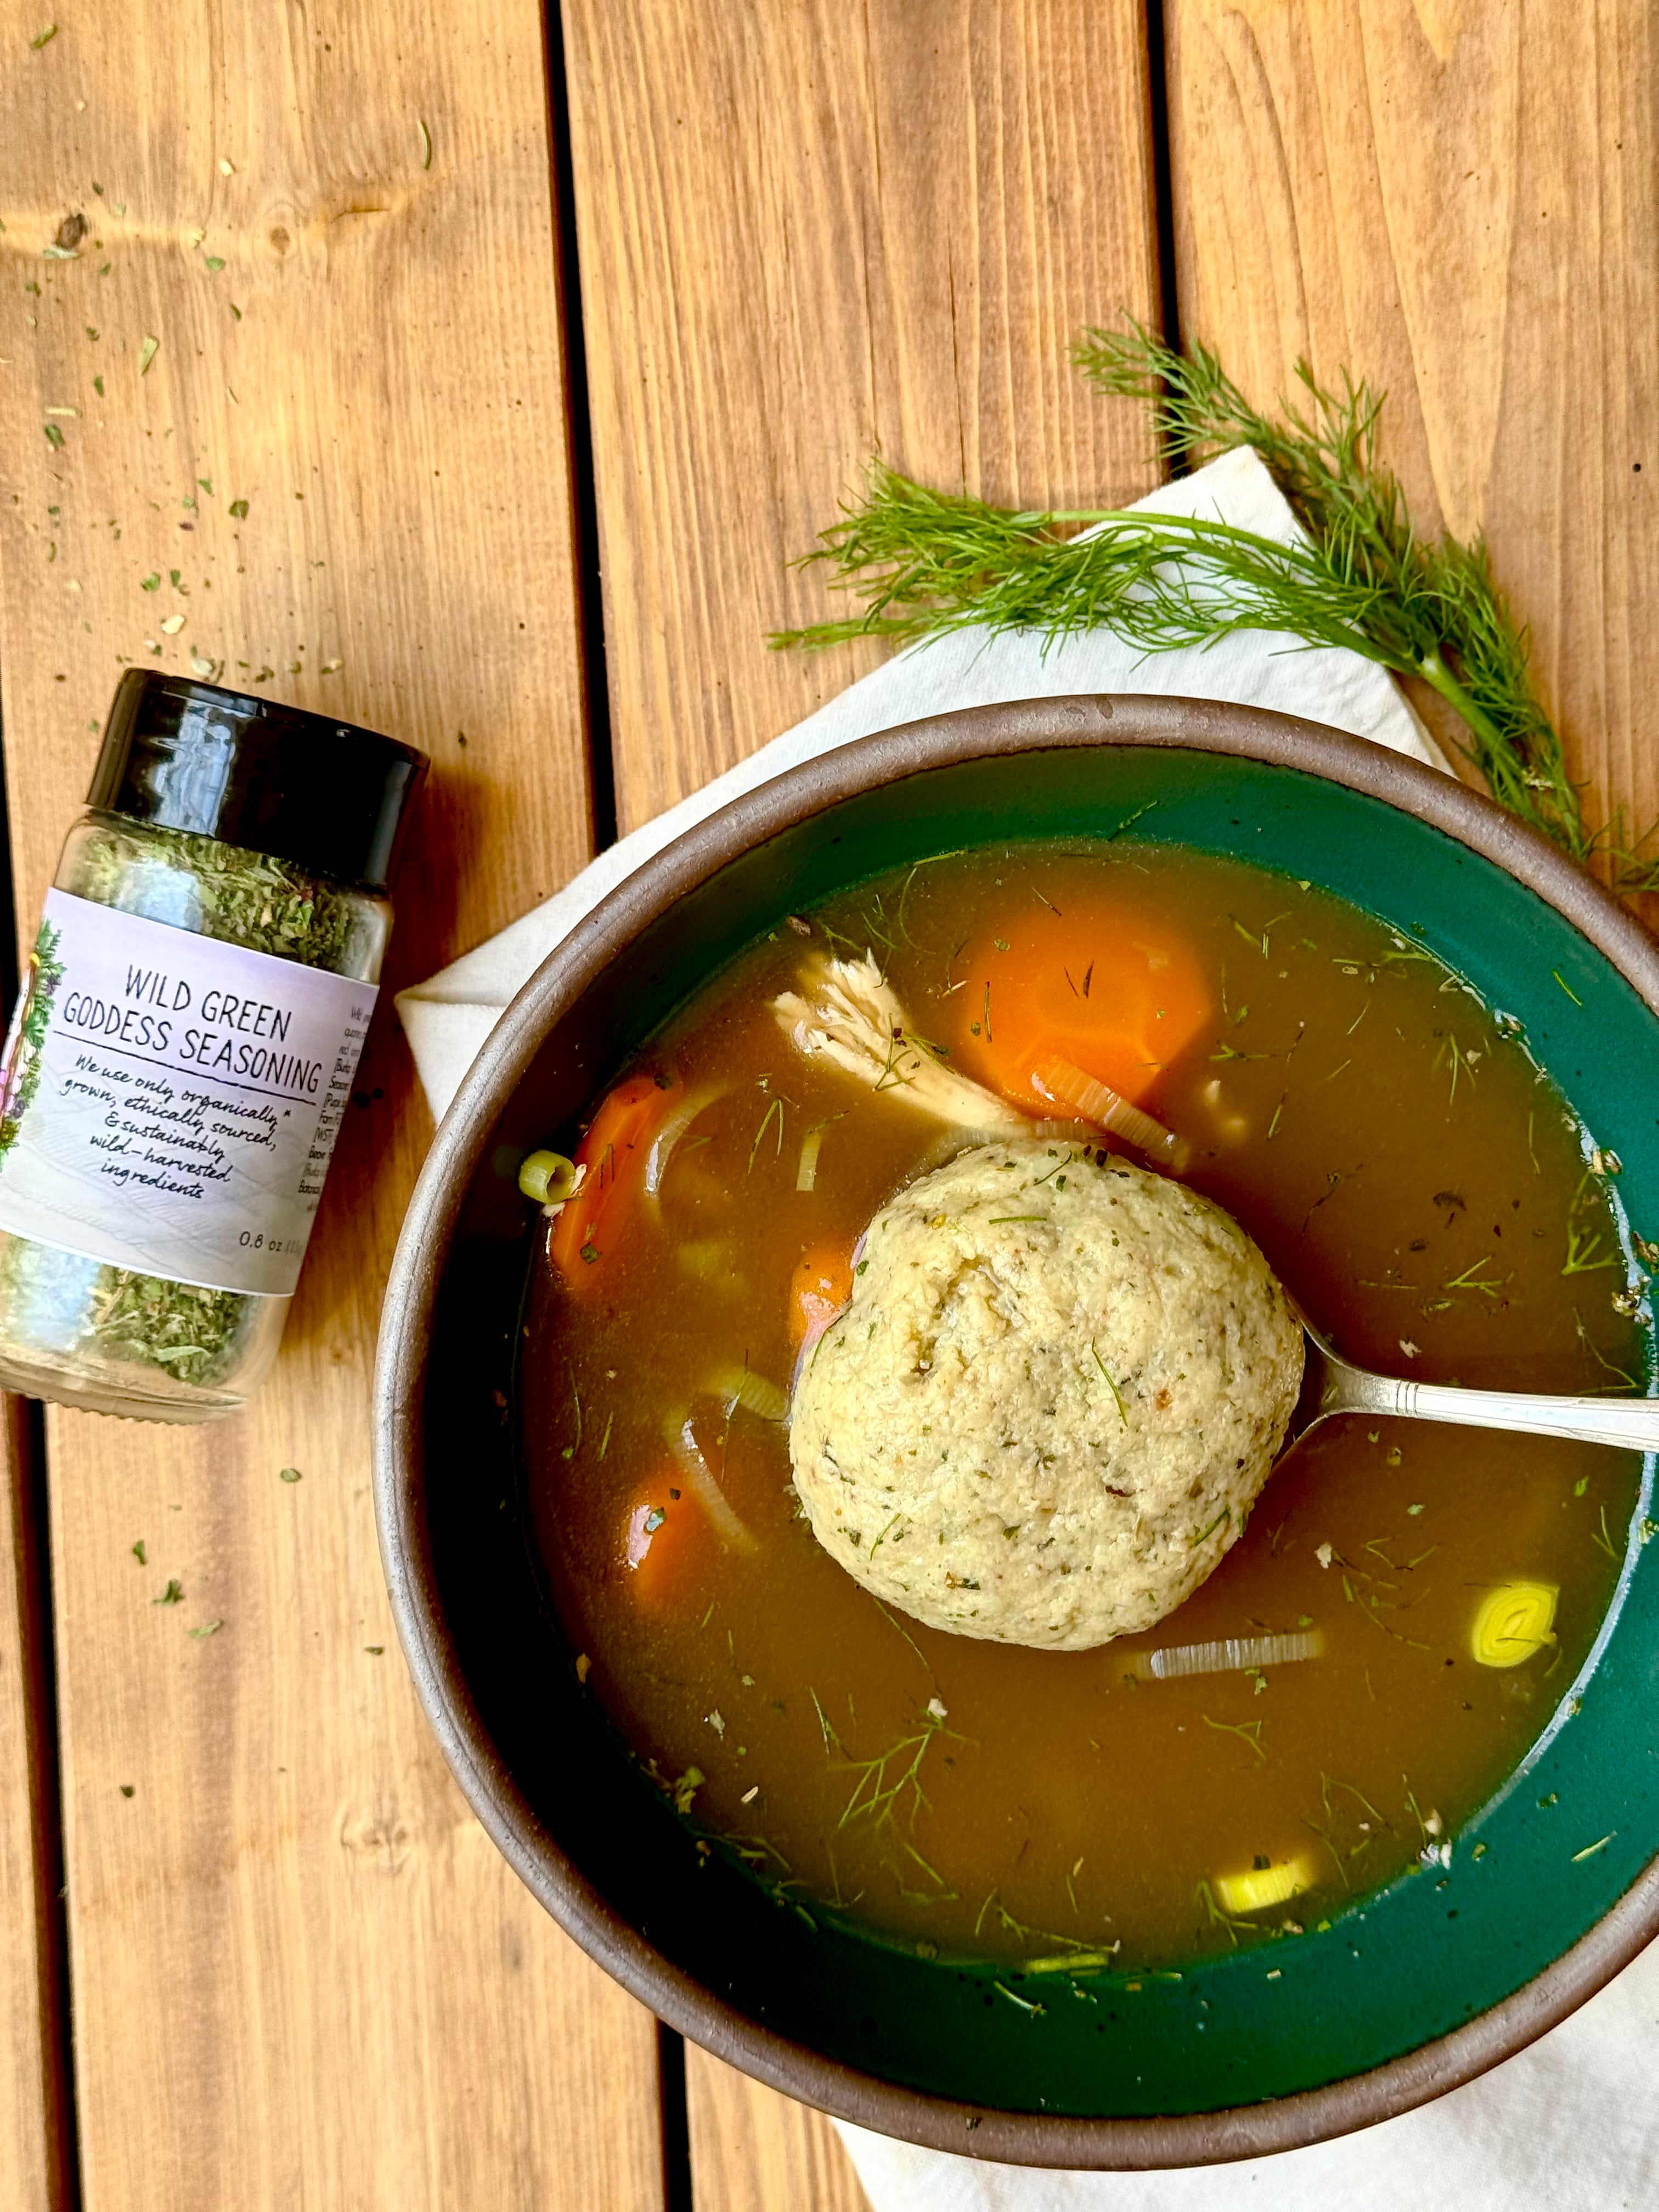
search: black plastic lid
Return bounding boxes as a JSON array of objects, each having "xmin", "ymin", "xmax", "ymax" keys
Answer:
[{"xmin": 86, "ymin": 671, "xmax": 429, "ymax": 893}]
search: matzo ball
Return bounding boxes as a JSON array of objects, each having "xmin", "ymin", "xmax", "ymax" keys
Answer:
[{"xmin": 788, "ymin": 1139, "xmax": 1303, "ymax": 1650}]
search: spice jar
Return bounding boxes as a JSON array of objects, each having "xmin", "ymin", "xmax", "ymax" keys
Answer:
[{"xmin": 0, "ymin": 672, "xmax": 427, "ymax": 1421}]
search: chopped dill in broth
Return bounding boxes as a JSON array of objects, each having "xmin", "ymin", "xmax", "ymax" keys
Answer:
[{"xmin": 521, "ymin": 844, "xmax": 1646, "ymax": 1967}]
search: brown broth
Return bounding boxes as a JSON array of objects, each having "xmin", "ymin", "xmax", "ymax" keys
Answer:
[{"xmin": 522, "ymin": 844, "xmax": 1645, "ymax": 1967}]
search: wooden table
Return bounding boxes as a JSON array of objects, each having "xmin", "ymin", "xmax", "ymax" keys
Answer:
[{"xmin": 0, "ymin": 4, "xmax": 1651, "ymax": 2204}]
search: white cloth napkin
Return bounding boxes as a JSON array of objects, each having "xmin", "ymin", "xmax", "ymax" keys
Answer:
[{"xmin": 394, "ymin": 448, "xmax": 1658, "ymax": 2205}]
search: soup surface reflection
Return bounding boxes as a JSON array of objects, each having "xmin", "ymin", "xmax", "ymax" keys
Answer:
[{"xmin": 522, "ymin": 844, "xmax": 1646, "ymax": 1966}]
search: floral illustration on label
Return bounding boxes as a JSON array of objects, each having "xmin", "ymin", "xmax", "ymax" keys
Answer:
[{"xmin": 0, "ymin": 922, "xmax": 64, "ymax": 1163}]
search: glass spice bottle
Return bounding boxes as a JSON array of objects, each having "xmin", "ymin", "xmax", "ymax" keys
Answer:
[{"xmin": 0, "ymin": 672, "xmax": 426, "ymax": 1421}]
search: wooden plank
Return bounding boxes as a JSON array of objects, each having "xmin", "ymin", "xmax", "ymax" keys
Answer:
[
  {"xmin": 563, "ymin": 0, "xmax": 1167, "ymax": 833},
  {"xmin": 0, "ymin": 7, "xmax": 665, "ymax": 2208},
  {"xmin": 686, "ymin": 2047, "xmax": 871, "ymax": 2212},
  {"xmin": 1165, "ymin": 0, "xmax": 1659, "ymax": 859},
  {"xmin": 562, "ymin": 2, "xmax": 1164, "ymax": 2195},
  {"xmin": 0, "ymin": 1396, "xmax": 68, "ymax": 2211}
]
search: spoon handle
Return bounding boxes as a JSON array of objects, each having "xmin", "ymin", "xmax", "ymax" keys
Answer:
[{"xmin": 1324, "ymin": 1363, "xmax": 1659, "ymax": 1455}]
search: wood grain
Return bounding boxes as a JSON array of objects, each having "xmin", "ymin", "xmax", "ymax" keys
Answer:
[
  {"xmin": 1166, "ymin": 0, "xmax": 1659, "ymax": 859},
  {"xmin": 686, "ymin": 2047, "xmax": 871, "ymax": 2212},
  {"xmin": 562, "ymin": 1, "xmax": 1164, "ymax": 2194},
  {"xmin": 0, "ymin": 1397, "xmax": 67, "ymax": 2210},
  {"xmin": 0, "ymin": 5, "xmax": 664, "ymax": 2207},
  {"xmin": 562, "ymin": 0, "xmax": 1166, "ymax": 832}
]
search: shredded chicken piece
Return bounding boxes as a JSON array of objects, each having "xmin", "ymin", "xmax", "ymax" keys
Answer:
[{"xmin": 771, "ymin": 952, "xmax": 1031, "ymax": 1132}]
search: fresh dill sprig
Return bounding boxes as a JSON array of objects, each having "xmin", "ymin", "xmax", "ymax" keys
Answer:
[{"xmin": 775, "ymin": 316, "xmax": 1656, "ymax": 892}]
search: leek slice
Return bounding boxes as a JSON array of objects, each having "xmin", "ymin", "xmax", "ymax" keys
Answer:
[
  {"xmin": 517, "ymin": 1149, "xmax": 579, "ymax": 1205},
  {"xmin": 1214, "ymin": 1857, "xmax": 1311, "ymax": 1915},
  {"xmin": 1134, "ymin": 1629, "xmax": 1323, "ymax": 1681},
  {"xmin": 664, "ymin": 1414, "xmax": 759, "ymax": 1554},
  {"xmin": 795, "ymin": 1115, "xmax": 844, "ymax": 1192},
  {"xmin": 643, "ymin": 1083, "xmax": 726, "ymax": 1200},
  {"xmin": 1031, "ymin": 1054, "xmax": 1189, "ymax": 1172},
  {"xmin": 709, "ymin": 1364, "xmax": 789, "ymax": 1423},
  {"xmin": 1469, "ymin": 1581, "xmax": 1558, "ymax": 1668}
]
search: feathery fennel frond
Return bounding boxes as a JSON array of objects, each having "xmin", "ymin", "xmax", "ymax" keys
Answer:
[{"xmin": 775, "ymin": 317, "xmax": 1655, "ymax": 891}]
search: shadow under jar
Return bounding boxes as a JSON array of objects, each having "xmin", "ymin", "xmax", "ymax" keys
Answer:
[{"xmin": 0, "ymin": 672, "xmax": 425, "ymax": 1421}]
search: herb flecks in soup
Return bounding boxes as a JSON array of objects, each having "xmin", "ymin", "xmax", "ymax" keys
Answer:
[{"xmin": 521, "ymin": 845, "xmax": 1646, "ymax": 1968}]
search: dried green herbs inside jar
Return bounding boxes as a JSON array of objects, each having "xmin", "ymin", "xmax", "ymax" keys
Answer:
[{"xmin": 0, "ymin": 674, "xmax": 426, "ymax": 1422}]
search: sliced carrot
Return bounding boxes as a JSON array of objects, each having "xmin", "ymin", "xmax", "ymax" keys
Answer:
[
  {"xmin": 618, "ymin": 1470, "xmax": 713, "ymax": 1609},
  {"xmin": 951, "ymin": 892, "xmax": 1212, "ymax": 1114},
  {"xmin": 789, "ymin": 1238, "xmax": 855, "ymax": 1352},
  {"xmin": 550, "ymin": 1071, "xmax": 680, "ymax": 1288}
]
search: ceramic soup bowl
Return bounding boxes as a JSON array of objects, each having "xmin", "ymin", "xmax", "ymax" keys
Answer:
[{"xmin": 374, "ymin": 696, "xmax": 1659, "ymax": 2168}]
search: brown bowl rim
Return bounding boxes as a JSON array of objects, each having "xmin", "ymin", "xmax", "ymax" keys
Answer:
[{"xmin": 374, "ymin": 693, "xmax": 1659, "ymax": 2170}]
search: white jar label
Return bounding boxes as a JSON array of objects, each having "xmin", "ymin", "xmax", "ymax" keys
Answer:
[{"xmin": 0, "ymin": 888, "xmax": 377, "ymax": 1297}]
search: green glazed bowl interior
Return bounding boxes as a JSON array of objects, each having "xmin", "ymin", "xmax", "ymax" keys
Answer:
[{"xmin": 375, "ymin": 697, "xmax": 1659, "ymax": 2168}]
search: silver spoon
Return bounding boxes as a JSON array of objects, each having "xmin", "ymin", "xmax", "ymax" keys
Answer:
[{"xmin": 1286, "ymin": 1308, "xmax": 1659, "ymax": 1460}]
